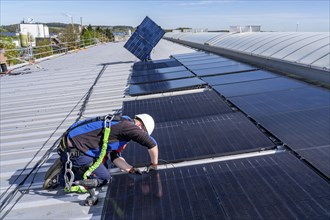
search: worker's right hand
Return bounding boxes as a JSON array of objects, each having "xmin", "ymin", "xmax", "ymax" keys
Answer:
[{"xmin": 129, "ymin": 167, "xmax": 142, "ymax": 175}]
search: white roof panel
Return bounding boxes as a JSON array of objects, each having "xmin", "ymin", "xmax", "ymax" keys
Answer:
[
  {"xmin": 208, "ymin": 32, "xmax": 330, "ymax": 70},
  {"xmin": 271, "ymin": 33, "xmax": 329, "ymax": 59}
]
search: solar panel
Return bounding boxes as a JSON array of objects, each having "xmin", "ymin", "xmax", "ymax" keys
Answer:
[
  {"xmin": 255, "ymin": 107, "xmax": 330, "ymax": 150},
  {"xmin": 296, "ymin": 145, "xmax": 330, "ymax": 178},
  {"xmin": 175, "ymin": 54, "xmax": 219, "ymax": 63},
  {"xmin": 123, "ymin": 91, "xmax": 234, "ymax": 123},
  {"xmin": 192, "ymin": 64, "xmax": 258, "ymax": 77},
  {"xmin": 201, "ymin": 70, "xmax": 279, "ymax": 86},
  {"xmin": 136, "ymin": 16, "xmax": 166, "ymax": 47},
  {"xmin": 229, "ymin": 87, "xmax": 330, "ymax": 117},
  {"xmin": 185, "ymin": 60, "xmax": 240, "ymax": 70},
  {"xmin": 131, "ymin": 66, "xmax": 187, "ymax": 77},
  {"xmin": 129, "ymin": 70, "xmax": 194, "ymax": 84},
  {"xmin": 176, "ymin": 53, "xmax": 221, "ymax": 60},
  {"xmin": 124, "ymin": 16, "xmax": 165, "ymax": 61},
  {"xmin": 124, "ymin": 32, "xmax": 153, "ymax": 61},
  {"xmin": 182, "ymin": 57, "xmax": 230, "ymax": 66},
  {"xmin": 172, "ymin": 51, "xmax": 208, "ymax": 59},
  {"xmin": 122, "ymin": 113, "xmax": 274, "ymax": 165},
  {"xmin": 133, "ymin": 58, "xmax": 181, "ymax": 71},
  {"xmin": 213, "ymin": 77, "xmax": 308, "ymax": 97},
  {"xmin": 129, "ymin": 78, "xmax": 207, "ymax": 96},
  {"xmin": 102, "ymin": 153, "xmax": 330, "ymax": 220}
]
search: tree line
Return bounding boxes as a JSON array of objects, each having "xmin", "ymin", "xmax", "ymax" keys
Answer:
[{"xmin": 0, "ymin": 23, "xmax": 130, "ymax": 65}]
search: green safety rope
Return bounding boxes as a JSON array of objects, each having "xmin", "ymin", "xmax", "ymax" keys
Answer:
[{"xmin": 83, "ymin": 115, "xmax": 113, "ymax": 180}]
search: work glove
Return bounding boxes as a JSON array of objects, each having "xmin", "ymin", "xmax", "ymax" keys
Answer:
[
  {"xmin": 64, "ymin": 185, "xmax": 88, "ymax": 194},
  {"xmin": 129, "ymin": 167, "xmax": 142, "ymax": 175},
  {"xmin": 145, "ymin": 163, "xmax": 158, "ymax": 173}
]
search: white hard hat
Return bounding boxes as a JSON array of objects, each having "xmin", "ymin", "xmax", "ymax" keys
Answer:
[{"xmin": 135, "ymin": 113, "xmax": 155, "ymax": 135}]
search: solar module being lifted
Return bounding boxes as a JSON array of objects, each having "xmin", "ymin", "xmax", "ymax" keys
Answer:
[
  {"xmin": 124, "ymin": 16, "xmax": 165, "ymax": 61},
  {"xmin": 102, "ymin": 153, "xmax": 330, "ymax": 220}
]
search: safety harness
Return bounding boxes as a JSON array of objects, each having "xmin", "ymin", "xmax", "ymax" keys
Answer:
[
  {"xmin": 62, "ymin": 114, "xmax": 116, "ymax": 192},
  {"xmin": 83, "ymin": 115, "xmax": 113, "ymax": 179}
]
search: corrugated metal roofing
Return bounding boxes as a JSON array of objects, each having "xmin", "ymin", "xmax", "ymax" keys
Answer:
[{"xmin": 0, "ymin": 40, "xmax": 195, "ymax": 219}]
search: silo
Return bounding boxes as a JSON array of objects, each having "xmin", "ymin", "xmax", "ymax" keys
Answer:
[{"xmin": 20, "ymin": 32, "xmax": 28, "ymax": 47}]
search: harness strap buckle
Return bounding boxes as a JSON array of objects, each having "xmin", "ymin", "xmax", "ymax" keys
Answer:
[{"xmin": 104, "ymin": 114, "xmax": 115, "ymax": 128}]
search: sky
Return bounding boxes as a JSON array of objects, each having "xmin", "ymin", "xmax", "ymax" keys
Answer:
[{"xmin": 1, "ymin": 0, "xmax": 329, "ymax": 32}]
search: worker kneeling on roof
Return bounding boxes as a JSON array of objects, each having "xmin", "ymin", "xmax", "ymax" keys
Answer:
[{"xmin": 44, "ymin": 113, "xmax": 158, "ymax": 192}]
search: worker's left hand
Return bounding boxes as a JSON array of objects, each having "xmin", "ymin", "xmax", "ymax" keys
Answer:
[
  {"xmin": 145, "ymin": 163, "xmax": 158, "ymax": 173},
  {"xmin": 129, "ymin": 167, "xmax": 142, "ymax": 175}
]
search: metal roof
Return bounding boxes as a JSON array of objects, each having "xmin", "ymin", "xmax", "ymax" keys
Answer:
[
  {"xmin": 0, "ymin": 40, "xmax": 195, "ymax": 219},
  {"xmin": 1, "ymin": 34, "xmax": 329, "ymax": 219}
]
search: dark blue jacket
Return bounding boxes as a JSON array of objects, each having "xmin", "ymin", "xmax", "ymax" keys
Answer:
[{"xmin": 66, "ymin": 116, "xmax": 157, "ymax": 157}]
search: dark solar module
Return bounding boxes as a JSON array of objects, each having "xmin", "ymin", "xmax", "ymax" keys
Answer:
[
  {"xmin": 123, "ymin": 113, "xmax": 274, "ymax": 165},
  {"xmin": 213, "ymin": 77, "xmax": 307, "ymax": 97},
  {"xmin": 181, "ymin": 57, "xmax": 230, "ymax": 66},
  {"xmin": 229, "ymin": 87, "xmax": 330, "ymax": 117},
  {"xmin": 201, "ymin": 70, "xmax": 279, "ymax": 86},
  {"xmin": 136, "ymin": 16, "xmax": 165, "ymax": 47},
  {"xmin": 171, "ymin": 52, "xmax": 208, "ymax": 59},
  {"xmin": 296, "ymin": 145, "xmax": 330, "ymax": 178},
  {"xmin": 102, "ymin": 153, "xmax": 330, "ymax": 220},
  {"xmin": 131, "ymin": 66, "xmax": 187, "ymax": 77},
  {"xmin": 123, "ymin": 90, "xmax": 233, "ymax": 123},
  {"xmin": 124, "ymin": 32, "xmax": 154, "ymax": 61},
  {"xmin": 255, "ymin": 107, "xmax": 330, "ymax": 150},
  {"xmin": 133, "ymin": 59, "xmax": 181, "ymax": 71},
  {"xmin": 175, "ymin": 54, "xmax": 220, "ymax": 62},
  {"xmin": 185, "ymin": 60, "xmax": 240, "ymax": 70},
  {"xmin": 193, "ymin": 64, "xmax": 258, "ymax": 77},
  {"xmin": 124, "ymin": 16, "xmax": 164, "ymax": 61},
  {"xmin": 129, "ymin": 78, "xmax": 207, "ymax": 96},
  {"xmin": 129, "ymin": 70, "xmax": 194, "ymax": 84}
]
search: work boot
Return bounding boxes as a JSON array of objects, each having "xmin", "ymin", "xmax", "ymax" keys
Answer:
[{"xmin": 43, "ymin": 158, "xmax": 62, "ymax": 189}]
